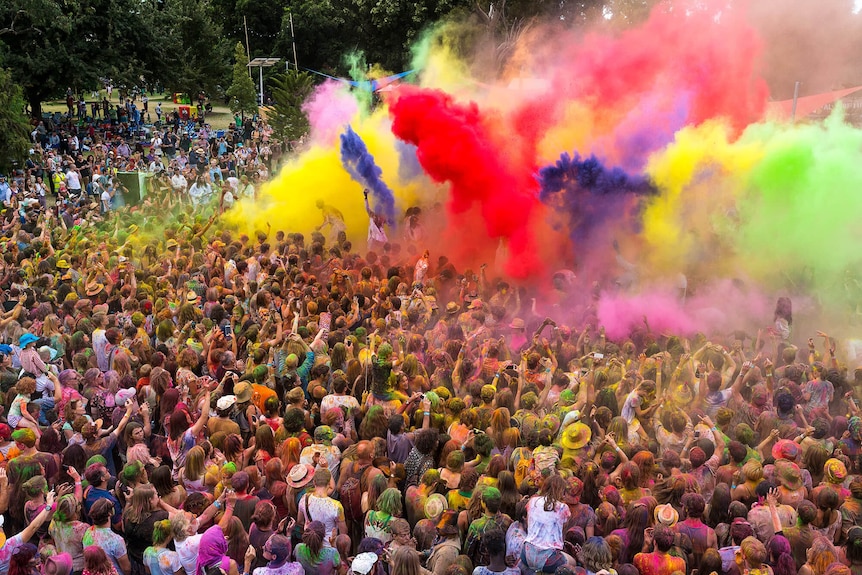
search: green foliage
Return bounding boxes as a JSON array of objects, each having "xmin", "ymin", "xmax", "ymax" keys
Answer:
[
  {"xmin": 0, "ymin": 67, "xmax": 31, "ymax": 173},
  {"xmin": 159, "ymin": 0, "xmax": 232, "ymax": 99},
  {"xmin": 226, "ymin": 42, "xmax": 259, "ymax": 117},
  {"xmin": 268, "ymin": 70, "xmax": 314, "ymax": 146}
]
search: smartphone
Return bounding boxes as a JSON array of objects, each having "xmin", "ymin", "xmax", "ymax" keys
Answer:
[
  {"xmin": 319, "ymin": 312, "xmax": 331, "ymax": 332},
  {"xmin": 222, "ymin": 324, "xmax": 231, "ymax": 338},
  {"xmin": 593, "ymin": 353, "xmax": 604, "ymax": 360}
]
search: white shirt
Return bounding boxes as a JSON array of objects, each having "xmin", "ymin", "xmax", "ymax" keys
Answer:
[
  {"xmin": 226, "ymin": 176, "xmax": 239, "ymax": 191},
  {"xmin": 174, "ymin": 534, "xmax": 203, "ymax": 575},
  {"xmin": 223, "ymin": 191, "xmax": 234, "ymax": 208},
  {"xmin": 189, "ymin": 183, "xmax": 211, "ymax": 206},
  {"xmin": 171, "ymin": 174, "xmax": 187, "ymax": 191},
  {"xmin": 66, "ymin": 170, "xmax": 81, "ymax": 190},
  {"xmin": 151, "ymin": 137, "xmax": 163, "ymax": 155}
]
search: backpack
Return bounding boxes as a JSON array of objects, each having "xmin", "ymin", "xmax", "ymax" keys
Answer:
[{"xmin": 339, "ymin": 462, "xmax": 371, "ymax": 522}]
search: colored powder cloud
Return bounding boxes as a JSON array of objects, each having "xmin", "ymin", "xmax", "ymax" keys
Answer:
[
  {"xmin": 303, "ymin": 81, "xmax": 360, "ymax": 147},
  {"xmin": 538, "ymin": 152, "xmax": 657, "ymax": 245},
  {"xmin": 388, "ymin": 85, "xmax": 544, "ymax": 279},
  {"xmin": 340, "ymin": 125, "xmax": 398, "ymax": 225}
]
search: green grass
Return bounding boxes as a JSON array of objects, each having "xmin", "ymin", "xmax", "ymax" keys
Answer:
[{"xmin": 42, "ymin": 90, "xmax": 238, "ymax": 130}]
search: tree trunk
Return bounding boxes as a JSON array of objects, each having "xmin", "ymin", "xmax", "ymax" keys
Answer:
[{"xmin": 27, "ymin": 92, "xmax": 42, "ymax": 120}]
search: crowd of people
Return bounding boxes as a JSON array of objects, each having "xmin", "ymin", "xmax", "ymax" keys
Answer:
[
  {"xmin": 8, "ymin": 91, "xmax": 278, "ymax": 218},
  {"xmin": 1, "ymin": 104, "xmax": 862, "ymax": 575}
]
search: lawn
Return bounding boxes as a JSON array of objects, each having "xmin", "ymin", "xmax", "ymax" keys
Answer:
[{"xmin": 41, "ymin": 90, "xmax": 238, "ymax": 130}]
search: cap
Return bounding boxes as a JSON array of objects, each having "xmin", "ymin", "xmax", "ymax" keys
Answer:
[
  {"xmin": 217, "ymin": 395, "xmax": 237, "ymax": 410},
  {"xmin": 351, "ymin": 552, "xmax": 379, "ymax": 575}
]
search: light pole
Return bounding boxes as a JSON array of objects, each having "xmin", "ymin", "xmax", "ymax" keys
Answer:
[{"xmin": 247, "ymin": 58, "xmax": 281, "ymax": 106}]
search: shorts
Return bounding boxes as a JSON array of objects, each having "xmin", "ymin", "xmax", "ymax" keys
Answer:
[{"xmin": 520, "ymin": 543, "xmax": 566, "ymax": 574}]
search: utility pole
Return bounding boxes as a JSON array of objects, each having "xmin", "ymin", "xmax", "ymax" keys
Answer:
[
  {"xmin": 791, "ymin": 81, "xmax": 801, "ymax": 122},
  {"xmin": 244, "ymin": 16, "xmax": 252, "ymax": 77},
  {"xmin": 290, "ymin": 11, "xmax": 298, "ymax": 71}
]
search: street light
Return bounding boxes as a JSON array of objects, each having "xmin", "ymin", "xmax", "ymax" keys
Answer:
[{"xmin": 248, "ymin": 57, "xmax": 281, "ymax": 106}]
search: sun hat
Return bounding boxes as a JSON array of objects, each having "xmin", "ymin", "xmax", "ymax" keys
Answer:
[
  {"xmin": 85, "ymin": 282, "xmax": 104, "ymax": 297},
  {"xmin": 56, "ymin": 259, "xmax": 71, "ymax": 269},
  {"xmin": 286, "ymin": 463, "xmax": 315, "ymax": 489},
  {"xmin": 234, "ymin": 382, "xmax": 252, "ymax": 403},
  {"xmin": 425, "ymin": 494, "xmax": 448, "ymax": 521},
  {"xmin": 350, "ymin": 552, "xmax": 379, "ymax": 575},
  {"xmin": 509, "ymin": 318, "xmax": 525, "ymax": 329},
  {"xmin": 560, "ymin": 421, "xmax": 591, "ymax": 450},
  {"xmin": 186, "ymin": 291, "xmax": 200, "ymax": 304},
  {"xmin": 445, "ymin": 302, "xmax": 459, "ymax": 315},
  {"xmin": 468, "ymin": 299, "xmax": 484, "ymax": 310},
  {"xmin": 654, "ymin": 503, "xmax": 679, "ymax": 527},
  {"xmin": 216, "ymin": 395, "xmax": 236, "ymax": 411},
  {"xmin": 19, "ymin": 333, "xmax": 39, "ymax": 347},
  {"xmin": 115, "ymin": 388, "xmax": 136, "ymax": 406},
  {"xmin": 166, "ymin": 239, "xmax": 178, "ymax": 249}
]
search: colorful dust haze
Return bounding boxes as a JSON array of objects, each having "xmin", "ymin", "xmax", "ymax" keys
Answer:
[{"xmin": 228, "ymin": 0, "xmax": 862, "ymax": 339}]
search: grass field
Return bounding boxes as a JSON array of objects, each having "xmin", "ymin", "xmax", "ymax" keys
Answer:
[{"xmin": 41, "ymin": 90, "xmax": 237, "ymax": 130}]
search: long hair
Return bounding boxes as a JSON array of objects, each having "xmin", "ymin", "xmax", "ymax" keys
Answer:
[
  {"xmin": 280, "ymin": 437, "xmax": 302, "ymax": 471},
  {"xmin": 619, "ymin": 503, "xmax": 649, "ymax": 564},
  {"xmin": 124, "ymin": 484, "xmax": 158, "ymax": 525},
  {"xmin": 184, "ymin": 446, "xmax": 206, "ymax": 481},
  {"xmin": 540, "ymin": 474, "xmax": 566, "ymax": 512},
  {"xmin": 806, "ymin": 536, "xmax": 838, "ymax": 575},
  {"xmin": 302, "ymin": 521, "xmax": 326, "ymax": 561},
  {"xmin": 706, "ymin": 483, "xmax": 732, "ymax": 528},
  {"xmin": 83, "ymin": 546, "xmax": 115, "ymax": 575},
  {"xmin": 9, "ymin": 543, "xmax": 37, "ymax": 575},
  {"xmin": 255, "ymin": 425, "xmax": 276, "ymax": 456},
  {"xmin": 497, "ymin": 471, "xmax": 519, "ymax": 518},
  {"xmin": 151, "ymin": 465, "xmax": 177, "ymax": 498},
  {"xmin": 767, "ymin": 535, "xmax": 797, "ymax": 575},
  {"xmin": 366, "ymin": 474, "xmax": 388, "ymax": 514},
  {"xmin": 225, "ymin": 516, "xmax": 249, "ymax": 566},
  {"xmin": 489, "ymin": 408, "xmax": 510, "ymax": 448},
  {"xmin": 391, "ymin": 546, "xmax": 422, "ymax": 575}
]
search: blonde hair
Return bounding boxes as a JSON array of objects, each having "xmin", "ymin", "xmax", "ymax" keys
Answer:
[
  {"xmin": 183, "ymin": 446, "xmax": 206, "ymax": 482},
  {"xmin": 391, "ymin": 547, "xmax": 422, "ymax": 575}
]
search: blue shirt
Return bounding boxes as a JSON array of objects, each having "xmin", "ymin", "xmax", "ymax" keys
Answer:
[{"xmin": 84, "ymin": 486, "xmax": 122, "ymax": 526}]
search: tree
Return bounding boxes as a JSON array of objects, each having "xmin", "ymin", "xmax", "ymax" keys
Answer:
[
  {"xmin": 0, "ymin": 0, "xmax": 167, "ymax": 118},
  {"xmin": 268, "ymin": 70, "xmax": 314, "ymax": 147},
  {"xmin": 226, "ymin": 42, "xmax": 259, "ymax": 118},
  {"xmin": 0, "ymin": 67, "xmax": 31, "ymax": 172},
  {"xmin": 160, "ymin": 0, "xmax": 232, "ymax": 99}
]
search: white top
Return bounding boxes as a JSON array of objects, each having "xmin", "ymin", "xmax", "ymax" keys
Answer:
[
  {"xmin": 174, "ymin": 534, "xmax": 203, "ymax": 575},
  {"xmin": 524, "ymin": 496, "xmax": 570, "ymax": 550}
]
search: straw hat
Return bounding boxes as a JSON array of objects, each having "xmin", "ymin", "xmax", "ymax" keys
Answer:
[
  {"xmin": 286, "ymin": 463, "xmax": 315, "ymax": 489},
  {"xmin": 424, "ymin": 493, "xmax": 448, "ymax": 521},
  {"xmin": 655, "ymin": 503, "xmax": 679, "ymax": 527},
  {"xmin": 85, "ymin": 282, "xmax": 104, "ymax": 297},
  {"xmin": 509, "ymin": 318, "xmax": 525, "ymax": 329},
  {"xmin": 445, "ymin": 302, "xmax": 459, "ymax": 315},
  {"xmin": 56, "ymin": 259, "xmax": 71, "ymax": 269}
]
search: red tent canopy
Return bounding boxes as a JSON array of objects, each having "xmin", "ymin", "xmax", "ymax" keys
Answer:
[{"xmin": 767, "ymin": 86, "xmax": 862, "ymax": 119}]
